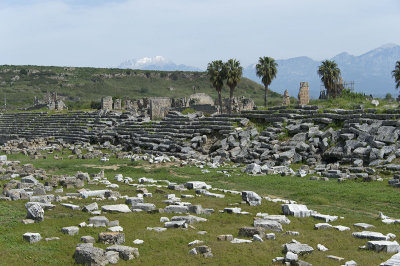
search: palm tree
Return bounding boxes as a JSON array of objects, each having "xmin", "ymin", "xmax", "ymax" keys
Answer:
[
  {"xmin": 207, "ymin": 60, "xmax": 226, "ymax": 113},
  {"xmin": 392, "ymin": 61, "xmax": 400, "ymax": 89},
  {"xmin": 317, "ymin": 60, "xmax": 341, "ymax": 98},
  {"xmin": 256, "ymin": 57, "xmax": 278, "ymax": 107},
  {"xmin": 225, "ymin": 59, "xmax": 243, "ymax": 115}
]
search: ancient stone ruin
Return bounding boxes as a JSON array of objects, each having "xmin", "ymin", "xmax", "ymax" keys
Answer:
[
  {"xmin": 30, "ymin": 92, "xmax": 67, "ymax": 111},
  {"xmin": 298, "ymin": 82, "xmax": 310, "ymax": 105},
  {"xmin": 101, "ymin": 96, "xmax": 113, "ymax": 110},
  {"xmin": 283, "ymin": 89, "xmax": 290, "ymax": 105},
  {"xmin": 99, "ymin": 93, "xmax": 254, "ymax": 119}
]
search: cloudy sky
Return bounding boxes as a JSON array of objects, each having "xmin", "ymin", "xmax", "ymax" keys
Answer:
[{"xmin": 1, "ymin": 0, "xmax": 399, "ymax": 68}]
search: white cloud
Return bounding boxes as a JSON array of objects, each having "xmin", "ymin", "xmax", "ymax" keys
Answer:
[{"xmin": 0, "ymin": 0, "xmax": 399, "ymax": 68}]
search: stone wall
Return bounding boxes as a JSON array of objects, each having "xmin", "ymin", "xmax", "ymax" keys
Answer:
[
  {"xmin": 149, "ymin": 97, "xmax": 171, "ymax": 120},
  {"xmin": 101, "ymin": 96, "xmax": 113, "ymax": 110},
  {"xmin": 188, "ymin": 93, "xmax": 214, "ymax": 106}
]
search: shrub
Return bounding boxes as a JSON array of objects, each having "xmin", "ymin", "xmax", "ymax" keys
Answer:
[
  {"xmin": 90, "ymin": 101, "xmax": 101, "ymax": 110},
  {"xmin": 181, "ymin": 108, "xmax": 196, "ymax": 114}
]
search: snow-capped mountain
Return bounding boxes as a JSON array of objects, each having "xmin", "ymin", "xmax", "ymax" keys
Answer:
[{"xmin": 118, "ymin": 56, "xmax": 202, "ymax": 72}]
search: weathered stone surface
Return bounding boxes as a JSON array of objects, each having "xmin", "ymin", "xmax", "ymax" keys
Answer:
[
  {"xmin": 23, "ymin": 232, "xmax": 41, "ymax": 243},
  {"xmin": 256, "ymin": 214, "xmax": 291, "ymax": 224},
  {"xmin": 238, "ymin": 226, "xmax": 265, "ymax": 237},
  {"xmin": 164, "ymin": 205, "xmax": 189, "ymax": 214},
  {"xmin": 26, "ymin": 203, "xmax": 44, "ymax": 222},
  {"xmin": 311, "ymin": 213, "xmax": 338, "ymax": 222},
  {"xmin": 62, "ymin": 226, "xmax": 79, "ymax": 236},
  {"xmin": 283, "ymin": 241, "xmax": 314, "ymax": 255},
  {"xmin": 101, "ymin": 204, "xmax": 131, "ymax": 213},
  {"xmin": 98, "ymin": 232, "xmax": 125, "ymax": 245},
  {"xmin": 367, "ymin": 240, "xmax": 400, "ymax": 253},
  {"xmin": 81, "ymin": 236, "xmax": 95, "ymax": 243},
  {"xmin": 171, "ymin": 215, "xmax": 207, "ymax": 224},
  {"xmin": 89, "ymin": 216, "xmax": 109, "ymax": 227},
  {"xmin": 282, "ymin": 204, "xmax": 312, "ymax": 217},
  {"xmin": 253, "ymin": 219, "xmax": 283, "ymax": 232},
  {"xmin": 74, "ymin": 244, "xmax": 109, "ymax": 266},
  {"xmin": 314, "ymin": 223, "xmax": 332, "ymax": 230},
  {"xmin": 184, "ymin": 181, "xmax": 211, "ymax": 190},
  {"xmin": 241, "ymin": 191, "xmax": 262, "ymax": 206},
  {"xmin": 83, "ymin": 202, "xmax": 98, "ymax": 212},
  {"xmin": 164, "ymin": 220, "xmax": 187, "ymax": 228},
  {"xmin": 106, "ymin": 245, "xmax": 139, "ymax": 260},
  {"xmin": 217, "ymin": 235, "xmax": 233, "ymax": 241},
  {"xmin": 352, "ymin": 231, "xmax": 390, "ymax": 241},
  {"xmin": 131, "ymin": 203, "xmax": 156, "ymax": 212},
  {"xmin": 381, "ymin": 252, "xmax": 400, "ymax": 265}
]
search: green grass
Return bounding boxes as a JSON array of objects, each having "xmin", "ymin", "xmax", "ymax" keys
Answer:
[
  {"xmin": 0, "ymin": 65, "xmax": 281, "ymax": 109},
  {"xmin": 0, "ymin": 152, "xmax": 399, "ymax": 265}
]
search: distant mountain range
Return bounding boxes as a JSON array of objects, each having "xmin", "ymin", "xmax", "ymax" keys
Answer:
[
  {"xmin": 119, "ymin": 44, "xmax": 400, "ymax": 98},
  {"xmin": 244, "ymin": 43, "xmax": 400, "ymax": 98}
]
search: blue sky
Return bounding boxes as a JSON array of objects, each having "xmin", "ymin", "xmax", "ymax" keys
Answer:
[{"xmin": 1, "ymin": 0, "xmax": 399, "ymax": 68}]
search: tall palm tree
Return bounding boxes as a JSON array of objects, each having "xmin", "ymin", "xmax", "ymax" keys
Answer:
[
  {"xmin": 225, "ymin": 59, "xmax": 243, "ymax": 115},
  {"xmin": 392, "ymin": 61, "xmax": 400, "ymax": 89},
  {"xmin": 256, "ymin": 57, "xmax": 278, "ymax": 107},
  {"xmin": 207, "ymin": 60, "xmax": 226, "ymax": 113},
  {"xmin": 317, "ymin": 60, "xmax": 341, "ymax": 98}
]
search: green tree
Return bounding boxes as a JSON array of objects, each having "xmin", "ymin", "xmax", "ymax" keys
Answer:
[
  {"xmin": 225, "ymin": 59, "xmax": 243, "ymax": 115},
  {"xmin": 385, "ymin": 93, "xmax": 393, "ymax": 101},
  {"xmin": 207, "ymin": 60, "xmax": 226, "ymax": 113},
  {"xmin": 318, "ymin": 60, "xmax": 341, "ymax": 98},
  {"xmin": 392, "ymin": 61, "xmax": 400, "ymax": 89},
  {"xmin": 256, "ymin": 57, "xmax": 278, "ymax": 107}
]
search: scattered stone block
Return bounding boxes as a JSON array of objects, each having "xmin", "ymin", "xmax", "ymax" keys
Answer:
[
  {"xmin": 62, "ymin": 226, "xmax": 79, "ymax": 236},
  {"xmin": 282, "ymin": 204, "xmax": 312, "ymax": 217},
  {"xmin": 81, "ymin": 236, "xmax": 95, "ymax": 243},
  {"xmin": 98, "ymin": 232, "xmax": 125, "ymax": 245},
  {"xmin": 89, "ymin": 216, "xmax": 109, "ymax": 227},
  {"xmin": 23, "ymin": 232, "xmax": 41, "ymax": 243},
  {"xmin": 106, "ymin": 245, "xmax": 139, "ymax": 260},
  {"xmin": 101, "ymin": 204, "xmax": 131, "ymax": 213},
  {"xmin": 217, "ymin": 235, "xmax": 233, "ymax": 241},
  {"xmin": 367, "ymin": 240, "xmax": 400, "ymax": 253}
]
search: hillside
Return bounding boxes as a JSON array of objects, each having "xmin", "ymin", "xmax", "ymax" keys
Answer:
[{"xmin": 0, "ymin": 65, "xmax": 281, "ymax": 110}]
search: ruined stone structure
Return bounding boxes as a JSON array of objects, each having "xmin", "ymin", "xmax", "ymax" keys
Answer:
[
  {"xmin": 101, "ymin": 96, "xmax": 113, "ymax": 110},
  {"xmin": 149, "ymin": 97, "xmax": 171, "ymax": 120},
  {"xmin": 222, "ymin": 97, "xmax": 255, "ymax": 114},
  {"xmin": 188, "ymin": 93, "xmax": 214, "ymax": 106},
  {"xmin": 98, "ymin": 93, "xmax": 253, "ymax": 119},
  {"xmin": 31, "ymin": 92, "xmax": 66, "ymax": 111},
  {"xmin": 283, "ymin": 90, "xmax": 290, "ymax": 105},
  {"xmin": 298, "ymin": 82, "xmax": 310, "ymax": 105},
  {"xmin": 113, "ymin": 99, "xmax": 122, "ymax": 110}
]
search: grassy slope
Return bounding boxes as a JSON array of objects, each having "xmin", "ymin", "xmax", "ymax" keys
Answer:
[
  {"xmin": 0, "ymin": 65, "xmax": 282, "ymax": 109},
  {"xmin": 0, "ymin": 152, "xmax": 398, "ymax": 265}
]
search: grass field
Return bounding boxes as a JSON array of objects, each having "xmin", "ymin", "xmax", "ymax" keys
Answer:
[{"xmin": 0, "ymin": 152, "xmax": 399, "ymax": 265}]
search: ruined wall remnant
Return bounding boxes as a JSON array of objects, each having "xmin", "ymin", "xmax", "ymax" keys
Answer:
[
  {"xmin": 149, "ymin": 97, "xmax": 171, "ymax": 120},
  {"xmin": 298, "ymin": 82, "xmax": 310, "ymax": 105},
  {"xmin": 222, "ymin": 96, "xmax": 255, "ymax": 113},
  {"xmin": 114, "ymin": 99, "xmax": 122, "ymax": 110},
  {"xmin": 101, "ymin": 96, "xmax": 113, "ymax": 110},
  {"xmin": 188, "ymin": 93, "xmax": 214, "ymax": 106},
  {"xmin": 29, "ymin": 92, "xmax": 67, "ymax": 111},
  {"xmin": 283, "ymin": 89, "xmax": 290, "ymax": 105}
]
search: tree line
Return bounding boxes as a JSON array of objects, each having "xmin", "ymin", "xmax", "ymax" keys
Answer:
[{"xmin": 207, "ymin": 57, "xmax": 400, "ymax": 114}]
